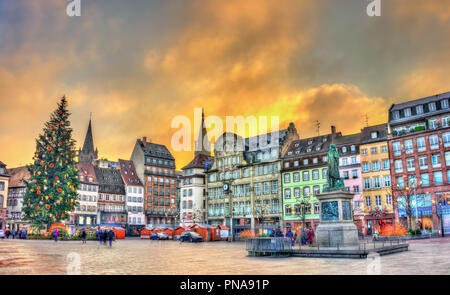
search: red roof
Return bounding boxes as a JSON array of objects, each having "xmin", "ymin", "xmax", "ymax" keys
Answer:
[
  {"xmin": 77, "ymin": 163, "xmax": 98, "ymax": 184},
  {"xmin": 118, "ymin": 159, "xmax": 142, "ymax": 186}
]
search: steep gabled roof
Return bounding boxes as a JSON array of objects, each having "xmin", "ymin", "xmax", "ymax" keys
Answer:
[
  {"xmin": 77, "ymin": 163, "xmax": 98, "ymax": 184},
  {"xmin": 284, "ymin": 133, "xmax": 335, "ymax": 158},
  {"xmin": 360, "ymin": 124, "xmax": 388, "ymax": 144},
  {"xmin": 118, "ymin": 159, "xmax": 143, "ymax": 186},
  {"xmin": 94, "ymin": 166, "xmax": 125, "ymax": 195},
  {"xmin": 182, "ymin": 154, "xmax": 213, "ymax": 170},
  {"xmin": 137, "ymin": 139, "xmax": 174, "ymax": 160}
]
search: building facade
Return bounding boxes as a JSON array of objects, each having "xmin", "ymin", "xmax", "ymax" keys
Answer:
[
  {"xmin": 359, "ymin": 124, "xmax": 394, "ymax": 235},
  {"xmin": 281, "ymin": 127, "xmax": 339, "ymax": 230},
  {"xmin": 388, "ymin": 92, "xmax": 450, "ymax": 234},
  {"xmin": 334, "ymin": 133, "xmax": 364, "ymax": 232},
  {"xmin": 118, "ymin": 159, "xmax": 145, "ymax": 235},
  {"xmin": 206, "ymin": 123, "xmax": 298, "ymax": 236},
  {"xmin": 5, "ymin": 166, "xmax": 30, "ymax": 231},
  {"xmin": 180, "ymin": 154, "xmax": 213, "ymax": 225},
  {"xmin": 0, "ymin": 161, "xmax": 10, "ymax": 230},
  {"xmin": 130, "ymin": 137, "xmax": 178, "ymax": 226},
  {"xmin": 94, "ymin": 166, "xmax": 127, "ymax": 227},
  {"xmin": 73, "ymin": 163, "xmax": 99, "ymax": 226}
]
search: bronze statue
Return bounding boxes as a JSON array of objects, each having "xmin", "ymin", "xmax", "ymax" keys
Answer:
[{"xmin": 324, "ymin": 144, "xmax": 345, "ymax": 192}]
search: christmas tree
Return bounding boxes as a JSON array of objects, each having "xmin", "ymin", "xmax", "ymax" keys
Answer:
[{"xmin": 22, "ymin": 96, "xmax": 80, "ymax": 229}]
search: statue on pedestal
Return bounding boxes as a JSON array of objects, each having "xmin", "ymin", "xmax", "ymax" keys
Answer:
[{"xmin": 324, "ymin": 144, "xmax": 345, "ymax": 192}]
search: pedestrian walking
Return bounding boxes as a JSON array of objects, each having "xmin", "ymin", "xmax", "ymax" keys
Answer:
[
  {"xmin": 5, "ymin": 229, "xmax": 10, "ymax": 239},
  {"xmin": 103, "ymin": 230, "xmax": 108, "ymax": 245},
  {"xmin": 54, "ymin": 229, "xmax": 59, "ymax": 243},
  {"xmin": 81, "ymin": 229, "xmax": 87, "ymax": 244},
  {"xmin": 108, "ymin": 230, "xmax": 115, "ymax": 248},
  {"xmin": 301, "ymin": 227, "xmax": 307, "ymax": 245},
  {"xmin": 97, "ymin": 229, "xmax": 103, "ymax": 245},
  {"xmin": 286, "ymin": 228, "xmax": 295, "ymax": 246},
  {"xmin": 307, "ymin": 227, "xmax": 314, "ymax": 245},
  {"xmin": 12, "ymin": 229, "xmax": 16, "ymax": 239}
]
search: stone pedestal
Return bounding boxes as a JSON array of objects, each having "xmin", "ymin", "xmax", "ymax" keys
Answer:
[{"xmin": 316, "ymin": 190, "xmax": 359, "ymax": 247}]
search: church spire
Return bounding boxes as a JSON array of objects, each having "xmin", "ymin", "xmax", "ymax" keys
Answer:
[
  {"xmin": 79, "ymin": 116, "xmax": 98, "ymax": 164},
  {"xmin": 194, "ymin": 108, "xmax": 211, "ymax": 156}
]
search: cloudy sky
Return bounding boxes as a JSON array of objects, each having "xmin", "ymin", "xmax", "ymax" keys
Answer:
[{"xmin": 0, "ymin": 0, "xmax": 449, "ymax": 169}]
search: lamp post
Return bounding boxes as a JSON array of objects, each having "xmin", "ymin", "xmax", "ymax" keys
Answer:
[
  {"xmin": 408, "ymin": 178, "xmax": 419, "ymax": 229},
  {"xmin": 434, "ymin": 195, "xmax": 445, "ymax": 237}
]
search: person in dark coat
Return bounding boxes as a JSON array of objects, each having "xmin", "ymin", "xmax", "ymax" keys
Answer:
[
  {"xmin": 17, "ymin": 229, "xmax": 22, "ymax": 239},
  {"xmin": 301, "ymin": 228, "xmax": 307, "ymax": 245},
  {"xmin": 97, "ymin": 229, "xmax": 103, "ymax": 245},
  {"xmin": 108, "ymin": 230, "xmax": 115, "ymax": 248},
  {"xmin": 103, "ymin": 230, "xmax": 108, "ymax": 244},
  {"xmin": 81, "ymin": 229, "xmax": 87, "ymax": 244},
  {"xmin": 269, "ymin": 228, "xmax": 276, "ymax": 237},
  {"xmin": 275, "ymin": 227, "xmax": 284, "ymax": 237},
  {"xmin": 12, "ymin": 229, "xmax": 16, "ymax": 239},
  {"xmin": 285, "ymin": 228, "xmax": 295, "ymax": 246},
  {"xmin": 5, "ymin": 229, "xmax": 10, "ymax": 239}
]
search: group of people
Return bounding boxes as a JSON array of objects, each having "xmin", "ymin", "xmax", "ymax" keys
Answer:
[
  {"xmin": 3, "ymin": 229, "xmax": 28, "ymax": 239},
  {"xmin": 270, "ymin": 226, "xmax": 315, "ymax": 246},
  {"xmin": 96, "ymin": 228, "xmax": 116, "ymax": 247}
]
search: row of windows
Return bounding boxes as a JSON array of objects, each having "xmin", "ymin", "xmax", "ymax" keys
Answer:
[
  {"xmin": 147, "ymin": 197, "xmax": 175, "ymax": 205},
  {"xmin": 362, "ymin": 160, "xmax": 390, "ymax": 172},
  {"xmin": 284, "ymin": 185, "xmax": 323, "ymax": 198},
  {"xmin": 283, "ymin": 156, "xmax": 327, "ymax": 168},
  {"xmin": 146, "ymin": 186, "xmax": 176, "ymax": 196},
  {"xmin": 392, "ymin": 99, "xmax": 449, "ymax": 120},
  {"xmin": 127, "ymin": 186, "xmax": 143, "ymax": 194},
  {"xmin": 127, "ymin": 196, "xmax": 143, "ymax": 203},
  {"xmin": 284, "ymin": 168, "xmax": 327, "ymax": 183},
  {"xmin": 146, "ymin": 176, "xmax": 176, "ymax": 185},
  {"xmin": 395, "ymin": 171, "xmax": 450, "ymax": 188},
  {"xmin": 392, "ymin": 133, "xmax": 450, "ymax": 156},
  {"xmin": 393, "ymin": 152, "xmax": 450, "ymax": 173},
  {"xmin": 363, "ymin": 176, "xmax": 391, "ymax": 189},
  {"xmin": 208, "ymin": 200, "xmax": 280, "ymax": 217},
  {"xmin": 98, "ymin": 194, "xmax": 124, "ymax": 202},
  {"xmin": 284, "ymin": 203, "xmax": 320, "ymax": 216},
  {"xmin": 78, "ymin": 183, "xmax": 97, "ymax": 192},
  {"xmin": 78, "ymin": 195, "xmax": 97, "ymax": 202},
  {"xmin": 126, "ymin": 206, "xmax": 143, "ymax": 213},
  {"xmin": 145, "ymin": 157, "xmax": 175, "ymax": 168},
  {"xmin": 99, "ymin": 204, "xmax": 125, "ymax": 212},
  {"xmin": 128, "ymin": 216, "xmax": 143, "ymax": 224},
  {"xmin": 362, "ymin": 194, "xmax": 392, "ymax": 208},
  {"xmin": 208, "ymin": 163, "xmax": 278, "ymax": 182},
  {"xmin": 341, "ymin": 156, "xmax": 359, "ymax": 166},
  {"xmin": 361, "ymin": 146, "xmax": 388, "ymax": 156}
]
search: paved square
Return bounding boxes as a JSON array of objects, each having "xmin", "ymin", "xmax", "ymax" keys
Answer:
[{"xmin": 0, "ymin": 238, "xmax": 449, "ymax": 274}]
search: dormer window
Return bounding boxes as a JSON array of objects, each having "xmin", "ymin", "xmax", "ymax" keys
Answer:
[
  {"xmin": 308, "ymin": 140, "xmax": 313, "ymax": 145},
  {"xmin": 371, "ymin": 131, "xmax": 378, "ymax": 139},
  {"xmin": 416, "ymin": 105, "xmax": 424, "ymax": 114},
  {"xmin": 393, "ymin": 111, "xmax": 400, "ymax": 119},
  {"xmin": 307, "ymin": 148, "xmax": 311, "ymax": 152},
  {"xmin": 323, "ymin": 137, "xmax": 327, "ymax": 142},
  {"xmin": 404, "ymin": 108, "xmax": 411, "ymax": 117},
  {"xmin": 316, "ymin": 146, "xmax": 320, "ymax": 151},
  {"xmin": 442, "ymin": 99, "xmax": 449, "ymax": 109},
  {"xmin": 429, "ymin": 102, "xmax": 436, "ymax": 112}
]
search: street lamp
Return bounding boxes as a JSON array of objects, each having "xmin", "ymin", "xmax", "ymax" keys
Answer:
[{"xmin": 408, "ymin": 178, "xmax": 419, "ymax": 229}]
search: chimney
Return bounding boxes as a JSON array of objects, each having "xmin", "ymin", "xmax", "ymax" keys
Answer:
[
  {"xmin": 142, "ymin": 136, "xmax": 147, "ymax": 145},
  {"xmin": 331, "ymin": 125, "xmax": 337, "ymax": 140}
]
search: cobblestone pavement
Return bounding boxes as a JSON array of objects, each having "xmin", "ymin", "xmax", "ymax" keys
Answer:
[{"xmin": 0, "ymin": 237, "xmax": 449, "ymax": 274}]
